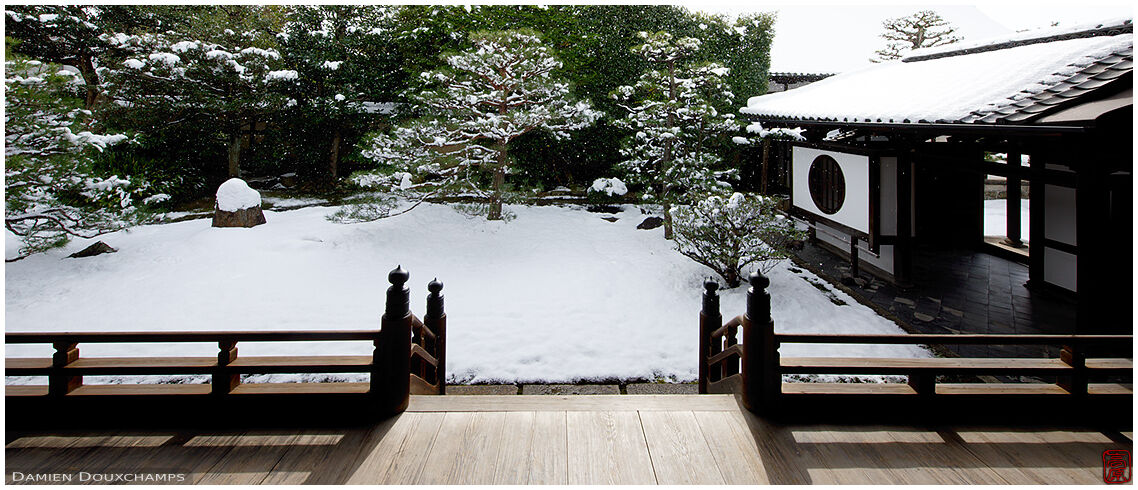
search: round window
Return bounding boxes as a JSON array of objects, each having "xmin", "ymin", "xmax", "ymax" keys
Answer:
[{"xmin": 807, "ymin": 155, "xmax": 846, "ymax": 215}]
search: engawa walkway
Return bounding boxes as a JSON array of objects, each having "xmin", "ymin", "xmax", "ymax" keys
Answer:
[{"xmin": 6, "ymin": 395, "xmax": 1131, "ymax": 484}]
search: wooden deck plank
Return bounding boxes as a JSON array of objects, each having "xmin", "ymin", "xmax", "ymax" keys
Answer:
[
  {"xmin": 5, "ymin": 433, "xmax": 119, "ymax": 484},
  {"xmin": 406, "ymin": 394, "xmax": 738, "ymax": 412},
  {"xmin": 693, "ymin": 410, "xmax": 770, "ymax": 484},
  {"xmin": 639, "ymin": 411, "xmax": 725, "ymax": 484},
  {"xmin": 194, "ymin": 431, "xmax": 303, "ymax": 484},
  {"xmin": 948, "ymin": 428, "xmax": 1129, "ymax": 485},
  {"xmin": 566, "ymin": 411, "xmax": 656, "ymax": 485},
  {"xmin": 413, "ymin": 412, "xmax": 506, "ymax": 484},
  {"xmin": 491, "ymin": 412, "xmax": 568, "ymax": 484},
  {"xmin": 260, "ymin": 429, "xmax": 359, "ymax": 485},
  {"xmin": 344, "ymin": 412, "xmax": 444, "ymax": 485}
]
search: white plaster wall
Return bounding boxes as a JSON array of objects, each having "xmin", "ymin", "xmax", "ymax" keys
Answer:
[
  {"xmin": 1044, "ymin": 184, "xmax": 1077, "ymax": 245},
  {"xmin": 816, "ymin": 222, "xmax": 895, "ymax": 275},
  {"xmin": 1043, "ymin": 247, "xmax": 1078, "ymax": 292},
  {"xmin": 792, "ymin": 147, "xmax": 870, "ymax": 233}
]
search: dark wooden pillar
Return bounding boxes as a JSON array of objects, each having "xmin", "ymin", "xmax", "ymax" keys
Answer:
[
  {"xmin": 1005, "ymin": 152, "xmax": 1023, "ymax": 247},
  {"xmin": 1075, "ymin": 159, "xmax": 1110, "ymax": 334},
  {"xmin": 698, "ymin": 279, "xmax": 720, "ymax": 394},
  {"xmin": 1028, "ymin": 154, "xmax": 1046, "ymax": 287},
  {"xmin": 375, "ymin": 266, "xmax": 413, "ymax": 414},
  {"xmin": 741, "ymin": 271, "xmax": 778, "ymax": 413},
  {"xmin": 425, "ymin": 278, "xmax": 447, "ymax": 394},
  {"xmin": 49, "ymin": 341, "xmax": 81, "ymax": 396},
  {"xmin": 895, "ymin": 149, "xmax": 914, "ymax": 287}
]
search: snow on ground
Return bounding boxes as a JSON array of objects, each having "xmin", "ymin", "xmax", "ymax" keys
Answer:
[
  {"xmin": 984, "ymin": 198, "xmax": 1029, "ymax": 239},
  {"xmin": 5, "ymin": 203, "xmax": 928, "ymax": 385}
]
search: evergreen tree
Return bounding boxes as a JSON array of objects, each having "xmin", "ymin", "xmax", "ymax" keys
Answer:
[
  {"xmin": 4, "ymin": 55, "xmax": 160, "ymax": 259},
  {"xmin": 274, "ymin": 6, "xmax": 401, "ymax": 182},
  {"xmin": 102, "ymin": 17, "xmax": 292, "ymax": 178},
  {"xmin": 611, "ymin": 31, "xmax": 740, "ymax": 238},
  {"xmin": 355, "ymin": 30, "xmax": 601, "ymax": 220},
  {"xmin": 872, "ymin": 10, "xmax": 961, "ymax": 62}
]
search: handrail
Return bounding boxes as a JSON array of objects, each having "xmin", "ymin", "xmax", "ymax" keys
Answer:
[
  {"xmin": 699, "ymin": 270, "xmax": 1134, "ymax": 415},
  {"xmin": 775, "ymin": 333, "xmax": 1133, "ymax": 345},
  {"xmin": 6, "ymin": 266, "xmax": 448, "ymax": 413},
  {"xmin": 5, "ymin": 330, "xmax": 381, "ymax": 343}
]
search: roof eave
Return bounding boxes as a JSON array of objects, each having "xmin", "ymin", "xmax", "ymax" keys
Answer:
[{"xmin": 741, "ymin": 115, "xmax": 1092, "ymax": 136}]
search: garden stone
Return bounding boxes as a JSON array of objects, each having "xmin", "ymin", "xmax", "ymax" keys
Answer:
[
  {"xmin": 69, "ymin": 241, "xmax": 117, "ymax": 258},
  {"xmin": 602, "ymin": 216, "xmax": 619, "ymax": 222},
  {"xmin": 213, "ymin": 178, "xmax": 266, "ymax": 228},
  {"xmin": 637, "ymin": 216, "xmax": 664, "ymax": 230}
]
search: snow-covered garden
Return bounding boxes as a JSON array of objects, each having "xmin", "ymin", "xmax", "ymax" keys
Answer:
[{"xmin": 5, "ymin": 202, "xmax": 927, "ymax": 385}]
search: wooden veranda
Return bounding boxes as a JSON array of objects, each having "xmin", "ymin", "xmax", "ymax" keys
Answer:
[{"xmin": 5, "ymin": 394, "xmax": 1131, "ymax": 485}]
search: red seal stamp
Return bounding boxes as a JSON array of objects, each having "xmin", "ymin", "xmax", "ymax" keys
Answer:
[{"xmin": 1103, "ymin": 449, "xmax": 1131, "ymax": 484}]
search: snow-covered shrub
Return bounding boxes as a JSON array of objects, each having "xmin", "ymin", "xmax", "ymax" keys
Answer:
[
  {"xmin": 587, "ymin": 177, "xmax": 628, "ymax": 205},
  {"xmin": 671, "ymin": 192, "xmax": 805, "ymax": 288}
]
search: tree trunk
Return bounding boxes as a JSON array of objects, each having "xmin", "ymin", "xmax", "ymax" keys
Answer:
[
  {"xmin": 227, "ymin": 131, "xmax": 242, "ymax": 178},
  {"xmin": 663, "ymin": 205, "xmax": 674, "ymax": 239},
  {"xmin": 488, "ymin": 145, "xmax": 507, "ymax": 220},
  {"xmin": 77, "ymin": 55, "xmax": 100, "ymax": 110},
  {"xmin": 724, "ymin": 269, "xmax": 741, "ymax": 289},
  {"xmin": 329, "ymin": 128, "xmax": 342, "ymax": 181}
]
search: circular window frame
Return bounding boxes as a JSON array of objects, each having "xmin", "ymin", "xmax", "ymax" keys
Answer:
[{"xmin": 807, "ymin": 155, "xmax": 846, "ymax": 215}]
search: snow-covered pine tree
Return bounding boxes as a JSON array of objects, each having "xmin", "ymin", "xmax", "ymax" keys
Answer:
[
  {"xmin": 356, "ymin": 30, "xmax": 601, "ymax": 221},
  {"xmin": 611, "ymin": 31, "xmax": 740, "ymax": 238},
  {"xmin": 275, "ymin": 6, "xmax": 401, "ymax": 181},
  {"xmin": 4, "ymin": 56, "xmax": 159, "ymax": 259},
  {"xmin": 103, "ymin": 26, "xmax": 293, "ymax": 178},
  {"xmin": 671, "ymin": 193, "xmax": 805, "ymax": 288},
  {"xmin": 872, "ymin": 10, "xmax": 961, "ymax": 62}
]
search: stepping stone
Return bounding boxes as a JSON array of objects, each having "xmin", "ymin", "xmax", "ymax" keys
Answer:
[
  {"xmin": 626, "ymin": 383, "xmax": 698, "ymax": 394},
  {"xmin": 914, "ymin": 312, "xmax": 935, "ymax": 322},
  {"xmin": 445, "ymin": 384, "xmax": 518, "ymax": 395},
  {"xmin": 521, "ymin": 384, "xmax": 620, "ymax": 395},
  {"xmin": 895, "ymin": 297, "xmax": 916, "ymax": 307}
]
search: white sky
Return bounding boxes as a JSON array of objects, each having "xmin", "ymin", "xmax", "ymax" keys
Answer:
[{"xmin": 677, "ymin": 1, "xmax": 1134, "ymax": 73}]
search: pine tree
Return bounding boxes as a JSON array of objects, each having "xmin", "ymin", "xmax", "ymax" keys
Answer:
[
  {"xmin": 4, "ymin": 56, "xmax": 160, "ymax": 259},
  {"xmin": 611, "ymin": 31, "xmax": 740, "ymax": 238},
  {"xmin": 102, "ymin": 20, "xmax": 292, "ymax": 178},
  {"xmin": 355, "ymin": 30, "xmax": 600, "ymax": 220},
  {"xmin": 275, "ymin": 6, "xmax": 401, "ymax": 182},
  {"xmin": 872, "ymin": 10, "xmax": 962, "ymax": 62}
]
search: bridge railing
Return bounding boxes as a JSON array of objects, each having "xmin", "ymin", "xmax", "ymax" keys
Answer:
[
  {"xmin": 5, "ymin": 266, "xmax": 445, "ymax": 415},
  {"xmin": 699, "ymin": 271, "xmax": 1133, "ymax": 415}
]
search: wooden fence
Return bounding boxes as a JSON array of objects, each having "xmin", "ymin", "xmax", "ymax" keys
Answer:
[
  {"xmin": 5, "ymin": 266, "xmax": 445, "ymax": 417},
  {"xmin": 699, "ymin": 271, "xmax": 1133, "ymax": 417}
]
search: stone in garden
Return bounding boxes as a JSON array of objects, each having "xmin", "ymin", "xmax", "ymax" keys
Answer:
[
  {"xmin": 69, "ymin": 241, "xmax": 117, "ymax": 258},
  {"xmin": 280, "ymin": 172, "xmax": 298, "ymax": 188},
  {"xmin": 602, "ymin": 216, "xmax": 619, "ymax": 222},
  {"xmin": 637, "ymin": 216, "xmax": 664, "ymax": 230},
  {"xmin": 212, "ymin": 178, "xmax": 267, "ymax": 228}
]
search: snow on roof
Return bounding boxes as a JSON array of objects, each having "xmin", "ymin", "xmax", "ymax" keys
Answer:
[{"xmin": 742, "ymin": 19, "xmax": 1133, "ymax": 125}]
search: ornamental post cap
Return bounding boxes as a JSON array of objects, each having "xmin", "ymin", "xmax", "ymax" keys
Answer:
[
  {"xmin": 749, "ymin": 271, "xmax": 770, "ymax": 289},
  {"xmin": 388, "ymin": 265, "xmax": 409, "ymax": 286},
  {"xmin": 428, "ymin": 278, "xmax": 444, "ymax": 294},
  {"xmin": 704, "ymin": 277, "xmax": 719, "ymax": 293}
]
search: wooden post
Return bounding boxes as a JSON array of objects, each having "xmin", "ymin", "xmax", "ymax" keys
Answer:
[
  {"xmin": 375, "ymin": 266, "xmax": 413, "ymax": 414},
  {"xmin": 760, "ymin": 139, "xmax": 771, "ymax": 194},
  {"xmin": 49, "ymin": 341, "xmax": 81, "ymax": 396},
  {"xmin": 698, "ymin": 278, "xmax": 720, "ymax": 394},
  {"xmin": 213, "ymin": 340, "xmax": 240, "ymax": 395},
  {"xmin": 908, "ymin": 373, "xmax": 935, "ymax": 398},
  {"xmin": 425, "ymin": 278, "xmax": 447, "ymax": 394},
  {"xmin": 1005, "ymin": 152, "xmax": 1023, "ymax": 247},
  {"xmin": 895, "ymin": 150, "xmax": 914, "ymax": 287},
  {"xmin": 1058, "ymin": 345, "xmax": 1088, "ymax": 396},
  {"xmin": 742, "ymin": 271, "xmax": 779, "ymax": 413}
]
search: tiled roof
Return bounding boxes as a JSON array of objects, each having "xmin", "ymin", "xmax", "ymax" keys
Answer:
[{"xmin": 741, "ymin": 19, "xmax": 1133, "ymax": 126}]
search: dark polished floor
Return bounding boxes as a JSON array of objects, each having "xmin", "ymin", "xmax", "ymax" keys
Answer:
[{"xmin": 794, "ymin": 241, "xmax": 1079, "ymax": 359}]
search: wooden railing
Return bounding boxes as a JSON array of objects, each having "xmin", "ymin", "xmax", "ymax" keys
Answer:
[
  {"xmin": 699, "ymin": 272, "xmax": 1133, "ymax": 415},
  {"xmin": 5, "ymin": 266, "xmax": 445, "ymax": 415}
]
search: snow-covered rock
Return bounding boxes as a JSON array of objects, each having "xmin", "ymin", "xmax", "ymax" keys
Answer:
[
  {"xmin": 589, "ymin": 177, "xmax": 628, "ymax": 197},
  {"xmin": 213, "ymin": 178, "xmax": 266, "ymax": 228},
  {"xmin": 215, "ymin": 178, "xmax": 262, "ymax": 212}
]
